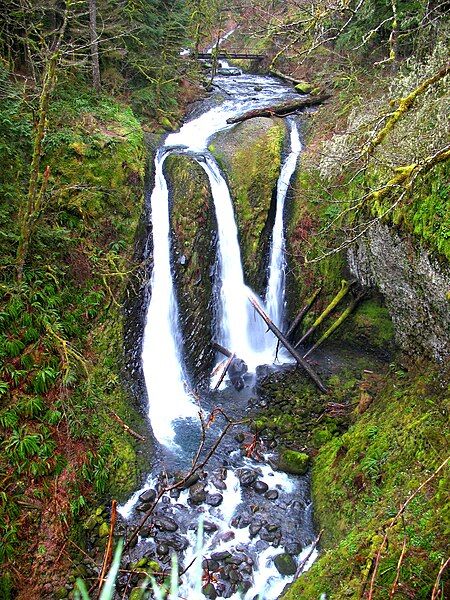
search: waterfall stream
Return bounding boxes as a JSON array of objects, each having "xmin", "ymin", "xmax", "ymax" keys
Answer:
[{"xmin": 120, "ymin": 66, "xmax": 318, "ymax": 599}]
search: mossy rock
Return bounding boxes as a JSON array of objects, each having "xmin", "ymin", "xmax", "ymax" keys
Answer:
[
  {"xmin": 165, "ymin": 154, "xmax": 216, "ymax": 381},
  {"xmin": 277, "ymin": 449, "xmax": 310, "ymax": 475},
  {"xmin": 295, "ymin": 81, "xmax": 313, "ymax": 94},
  {"xmin": 129, "ymin": 588, "xmax": 146, "ymax": 600},
  {"xmin": 274, "ymin": 552, "xmax": 297, "ymax": 575}
]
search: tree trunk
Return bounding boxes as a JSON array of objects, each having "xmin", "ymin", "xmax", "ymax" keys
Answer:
[
  {"xmin": 294, "ymin": 280, "xmax": 354, "ymax": 348},
  {"xmin": 249, "ymin": 297, "xmax": 328, "ymax": 393},
  {"xmin": 226, "ymin": 95, "xmax": 330, "ymax": 124},
  {"xmin": 89, "ymin": 0, "xmax": 101, "ymax": 91}
]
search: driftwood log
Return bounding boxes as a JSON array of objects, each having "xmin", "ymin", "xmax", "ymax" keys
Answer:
[
  {"xmin": 249, "ymin": 297, "xmax": 328, "ymax": 393},
  {"xmin": 226, "ymin": 95, "xmax": 330, "ymax": 124},
  {"xmin": 286, "ymin": 286, "xmax": 322, "ymax": 341}
]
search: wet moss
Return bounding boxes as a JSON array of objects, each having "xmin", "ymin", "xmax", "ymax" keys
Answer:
[
  {"xmin": 283, "ymin": 362, "xmax": 449, "ymax": 599},
  {"xmin": 165, "ymin": 155, "xmax": 216, "ymax": 381}
]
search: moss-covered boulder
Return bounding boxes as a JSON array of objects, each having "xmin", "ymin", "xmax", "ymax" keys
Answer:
[
  {"xmin": 165, "ymin": 155, "xmax": 216, "ymax": 381},
  {"xmin": 277, "ymin": 448, "xmax": 310, "ymax": 475},
  {"xmin": 209, "ymin": 117, "xmax": 285, "ymax": 292},
  {"xmin": 295, "ymin": 81, "xmax": 313, "ymax": 94},
  {"xmin": 274, "ymin": 552, "xmax": 297, "ymax": 575}
]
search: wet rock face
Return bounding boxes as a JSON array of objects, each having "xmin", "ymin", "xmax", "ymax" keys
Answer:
[
  {"xmin": 348, "ymin": 222, "xmax": 450, "ymax": 361},
  {"xmin": 165, "ymin": 155, "xmax": 217, "ymax": 382},
  {"xmin": 210, "ymin": 117, "xmax": 286, "ymax": 293}
]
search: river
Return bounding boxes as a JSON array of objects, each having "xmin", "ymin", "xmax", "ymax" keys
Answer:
[{"xmin": 118, "ymin": 58, "xmax": 318, "ymax": 600}]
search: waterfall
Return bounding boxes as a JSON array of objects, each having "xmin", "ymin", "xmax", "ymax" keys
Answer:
[
  {"xmin": 198, "ymin": 155, "xmax": 269, "ymax": 370},
  {"xmin": 265, "ymin": 119, "xmax": 302, "ymax": 330},
  {"xmin": 141, "ymin": 150, "xmax": 198, "ymax": 448}
]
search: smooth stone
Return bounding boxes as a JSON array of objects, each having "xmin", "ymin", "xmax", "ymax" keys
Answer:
[
  {"xmin": 139, "ymin": 489, "xmax": 157, "ymax": 503},
  {"xmin": 156, "ymin": 543, "xmax": 169, "ymax": 556},
  {"xmin": 206, "ymin": 493, "xmax": 223, "ymax": 507},
  {"xmin": 181, "ymin": 473, "xmax": 200, "ymax": 489},
  {"xmin": 238, "ymin": 469, "xmax": 257, "ymax": 487},
  {"xmin": 229, "ymin": 569, "xmax": 240, "ymax": 583},
  {"xmin": 249, "ymin": 522, "xmax": 262, "ymax": 537},
  {"xmin": 212, "ymin": 478, "xmax": 227, "ymax": 490},
  {"xmin": 253, "ymin": 480, "xmax": 269, "ymax": 494},
  {"xmin": 189, "ymin": 482, "xmax": 207, "ymax": 504},
  {"xmin": 211, "ymin": 550, "xmax": 232, "ymax": 561},
  {"xmin": 274, "ymin": 552, "xmax": 297, "ymax": 576},
  {"xmin": 285, "ymin": 542, "xmax": 303, "ymax": 555},
  {"xmin": 153, "ymin": 517, "xmax": 178, "ymax": 532},
  {"xmin": 203, "ymin": 521, "xmax": 219, "ymax": 534},
  {"xmin": 265, "ymin": 489, "xmax": 279, "ymax": 500}
]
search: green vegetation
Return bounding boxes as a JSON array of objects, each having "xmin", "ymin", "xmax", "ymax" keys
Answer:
[
  {"xmin": 210, "ymin": 119, "xmax": 285, "ymax": 289},
  {"xmin": 283, "ymin": 363, "xmax": 449, "ymax": 599}
]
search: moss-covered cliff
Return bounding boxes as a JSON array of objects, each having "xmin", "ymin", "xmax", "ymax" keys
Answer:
[
  {"xmin": 165, "ymin": 154, "xmax": 217, "ymax": 381},
  {"xmin": 210, "ymin": 117, "xmax": 286, "ymax": 292},
  {"xmin": 282, "ymin": 362, "xmax": 449, "ymax": 599}
]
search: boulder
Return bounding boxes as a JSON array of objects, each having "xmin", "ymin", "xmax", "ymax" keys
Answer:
[
  {"xmin": 277, "ymin": 449, "xmax": 310, "ymax": 475},
  {"xmin": 273, "ymin": 552, "xmax": 297, "ymax": 576}
]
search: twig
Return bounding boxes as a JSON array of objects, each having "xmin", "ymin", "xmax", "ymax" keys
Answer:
[
  {"xmin": 431, "ymin": 556, "xmax": 450, "ymax": 600},
  {"xmin": 389, "ymin": 535, "xmax": 407, "ymax": 598},
  {"xmin": 366, "ymin": 455, "xmax": 449, "ymax": 600},
  {"xmin": 295, "ymin": 529, "xmax": 323, "ymax": 577},
  {"xmin": 214, "ymin": 353, "xmax": 235, "ymax": 390},
  {"xmin": 111, "ymin": 411, "xmax": 146, "ymax": 442},
  {"xmin": 98, "ymin": 499, "xmax": 118, "ymax": 595}
]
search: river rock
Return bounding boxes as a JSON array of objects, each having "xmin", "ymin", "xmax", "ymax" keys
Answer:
[
  {"xmin": 202, "ymin": 583, "xmax": 218, "ymax": 599},
  {"xmin": 153, "ymin": 517, "xmax": 178, "ymax": 532},
  {"xmin": 254, "ymin": 480, "xmax": 269, "ymax": 494},
  {"xmin": 206, "ymin": 493, "xmax": 223, "ymax": 507},
  {"xmin": 203, "ymin": 521, "xmax": 218, "ymax": 534},
  {"xmin": 274, "ymin": 552, "xmax": 297, "ymax": 575},
  {"xmin": 211, "ymin": 550, "xmax": 232, "ymax": 561},
  {"xmin": 238, "ymin": 468, "xmax": 257, "ymax": 487},
  {"xmin": 285, "ymin": 541, "xmax": 303, "ymax": 555},
  {"xmin": 265, "ymin": 489, "xmax": 279, "ymax": 500},
  {"xmin": 189, "ymin": 482, "xmax": 207, "ymax": 504},
  {"xmin": 212, "ymin": 478, "xmax": 227, "ymax": 491},
  {"xmin": 156, "ymin": 543, "xmax": 169, "ymax": 556},
  {"xmin": 139, "ymin": 489, "xmax": 157, "ymax": 503},
  {"xmin": 249, "ymin": 521, "xmax": 262, "ymax": 537}
]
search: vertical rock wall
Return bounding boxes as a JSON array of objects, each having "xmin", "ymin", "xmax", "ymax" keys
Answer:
[
  {"xmin": 348, "ymin": 223, "xmax": 450, "ymax": 361},
  {"xmin": 165, "ymin": 155, "xmax": 217, "ymax": 383}
]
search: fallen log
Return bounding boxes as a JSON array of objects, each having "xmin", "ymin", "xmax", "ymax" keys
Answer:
[
  {"xmin": 303, "ymin": 293, "xmax": 364, "ymax": 358},
  {"xmin": 249, "ymin": 296, "xmax": 328, "ymax": 393},
  {"xmin": 214, "ymin": 352, "xmax": 235, "ymax": 391},
  {"xmin": 286, "ymin": 286, "xmax": 322, "ymax": 341},
  {"xmin": 226, "ymin": 95, "xmax": 331, "ymax": 124},
  {"xmin": 269, "ymin": 67, "xmax": 304, "ymax": 85},
  {"xmin": 212, "ymin": 341, "xmax": 233, "ymax": 358},
  {"xmin": 294, "ymin": 279, "xmax": 354, "ymax": 348}
]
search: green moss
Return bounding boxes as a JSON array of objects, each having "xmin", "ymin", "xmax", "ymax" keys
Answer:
[
  {"xmin": 278, "ymin": 449, "xmax": 310, "ymax": 475},
  {"xmin": 284, "ymin": 363, "xmax": 449, "ymax": 599},
  {"xmin": 335, "ymin": 298, "xmax": 395, "ymax": 355}
]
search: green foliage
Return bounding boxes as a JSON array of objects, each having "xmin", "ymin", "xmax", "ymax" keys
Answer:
[{"xmin": 284, "ymin": 364, "xmax": 449, "ymax": 599}]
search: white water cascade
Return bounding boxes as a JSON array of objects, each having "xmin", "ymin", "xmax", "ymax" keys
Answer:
[
  {"xmin": 198, "ymin": 155, "xmax": 270, "ymax": 370},
  {"xmin": 127, "ymin": 62, "xmax": 319, "ymax": 600},
  {"xmin": 141, "ymin": 150, "xmax": 199, "ymax": 447},
  {"xmin": 265, "ymin": 119, "xmax": 302, "ymax": 330}
]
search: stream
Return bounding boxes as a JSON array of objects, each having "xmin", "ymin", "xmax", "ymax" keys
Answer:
[{"xmin": 118, "ymin": 59, "xmax": 318, "ymax": 599}]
